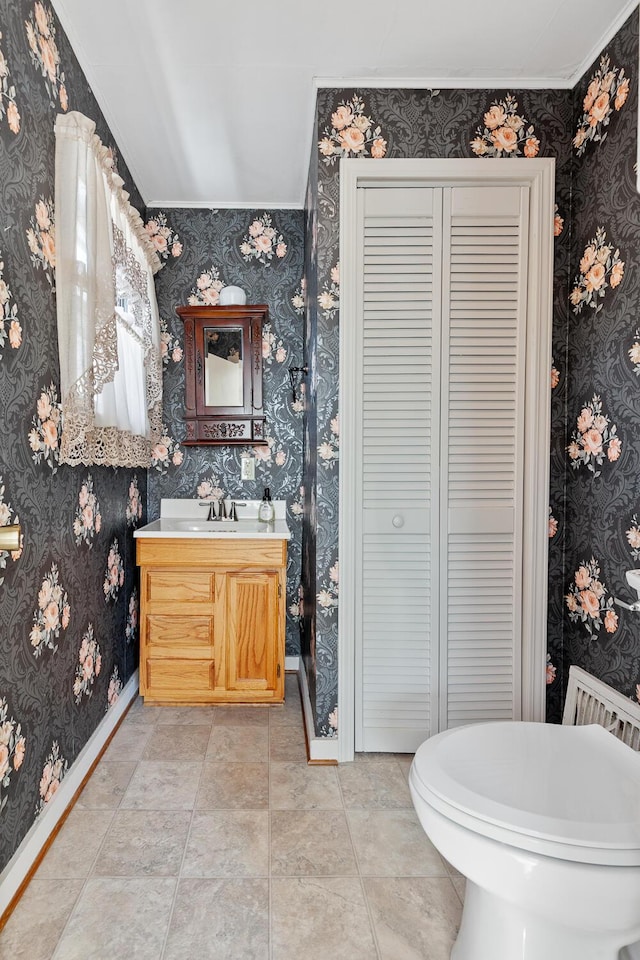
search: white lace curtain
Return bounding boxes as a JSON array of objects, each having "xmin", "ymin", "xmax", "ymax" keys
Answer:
[{"xmin": 54, "ymin": 111, "xmax": 163, "ymax": 467}]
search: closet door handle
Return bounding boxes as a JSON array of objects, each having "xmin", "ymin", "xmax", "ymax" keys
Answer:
[{"xmin": 392, "ymin": 515, "xmax": 404, "ymax": 529}]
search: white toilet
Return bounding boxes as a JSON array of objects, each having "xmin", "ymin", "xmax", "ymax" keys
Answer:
[{"xmin": 409, "ymin": 721, "xmax": 640, "ymax": 960}]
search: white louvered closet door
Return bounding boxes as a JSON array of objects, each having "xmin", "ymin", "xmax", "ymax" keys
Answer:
[
  {"xmin": 440, "ymin": 186, "xmax": 527, "ymax": 729},
  {"xmin": 356, "ymin": 182, "xmax": 529, "ymax": 752},
  {"xmin": 356, "ymin": 187, "xmax": 441, "ymax": 752}
]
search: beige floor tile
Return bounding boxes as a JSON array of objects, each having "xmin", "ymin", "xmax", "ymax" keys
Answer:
[
  {"xmin": 348, "ymin": 809, "xmax": 447, "ymax": 877},
  {"xmin": 354, "ymin": 752, "xmax": 412, "ymax": 762},
  {"xmin": 37, "ymin": 809, "xmax": 112, "ymax": 879},
  {"xmin": 206, "ymin": 725, "xmax": 269, "ymax": 762},
  {"xmin": 397, "ymin": 757, "xmax": 413, "ymax": 782},
  {"xmin": 155, "ymin": 705, "xmax": 217, "ymax": 725},
  {"xmin": 210, "ymin": 705, "xmax": 270, "ymax": 726},
  {"xmin": 269, "ymin": 679, "xmax": 302, "ymax": 726},
  {"xmin": 182, "ymin": 810, "xmax": 269, "ymax": 877},
  {"xmin": 271, "ymin": 810, "xmax": 358, "ymax": 876},
  {"xmin": 123, "ymin": 697, "xmax": 162, "ymax": 725},
  {"xmin": 51, "ymin": 878, "xmax": 175, "ymax": 960},
  {"xmin": 270, "ymin": 724, "xmax": 307, "ymax": 762},
  {"xmin": 101, "ymin": 723, "xmax": 153, "ymax": 761},
  {"xmin": 268, "ymin": 696, "xmax": 304, "ymax": 726},
  {"xmin": 453, "ymin": 877, "xmax": 466, "ymax": 903},
  {"xmin": 163, "ymin": 878, "xmax": 269, "ymax": 960},
  {"xmin": 142, "ymin": 723, "xmax": 211, "ymax": 761},
  {"xmin": 75, "ymin": 761, "xmax": 136, "ymax": 810},
  {"xmin": 196, "ymin": 762, "xmax": 269, "ymax": 809},
  {"xmin": 270, "ymin": 762, "xmax": 343, "ymax": 810},
  {"xmin": 271, "ymin": 878, "xmax": 378, "ymax": 960},
  {"xmin": 364, "ymin": 876, "xmax": 462, "ymax": 960},
  {"xmin": 442, "ymin": 856, "xmax": 463, "ymax": 878},
  {"xmin": 120, "ymin": 761, "xmax": 202, "ymax": 810},
  {"xmin": 92, "ymin": 810, "xmax": 191, "ymax": 876},
  {"xmin": 0, "ymin": 879, "xmax": 82, "ymax": 960},
  {"xmin": 338, "ymin": 761, "xmax": 412, "ymax": 809}
]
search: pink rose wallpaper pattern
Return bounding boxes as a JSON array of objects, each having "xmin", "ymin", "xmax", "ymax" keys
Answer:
[
  {"xmin": 0, "ymin": 0, "xmax": 145, "ymax": 870},
  {"xmin": 73, "ymin": 474, "xmax": 102, "ymax": 546},
  {"xmin": 570, "ymin": 226, "xmax": 624, "ymax": 314},
  {"xmin": 318, "ymin": 94, "xmax": 387, "ymax": 163},
  {"xmin": 144, "ymin": 212, "xmax": 182, "ymax": 261},
  {"xmin": 573, "ymin": 54, "xmax": 629, "ymax": 156},
  {"xmin": 471, "ymin": 94, "xmax": 540, "ymax": 158},
  {"xmin": 0, "ymin": 31, "xmax": 20, "ymax": 134},
  {"xmin": 0, "ymin": 252, "xmax": 21, "ymax": 356}
]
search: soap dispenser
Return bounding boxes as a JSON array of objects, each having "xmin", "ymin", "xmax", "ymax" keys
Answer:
[{"xmin": 258, "ymin": 487, "xmax": 275, "ymax": 524}]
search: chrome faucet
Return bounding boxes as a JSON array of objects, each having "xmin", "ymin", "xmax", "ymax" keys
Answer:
[
  {"xmin": 200, "ymin": 499, "xmax": 247, "ymax": 522},
  {"xmin": 199, "ymin": 500, "xmax": 220, "ymax": 521},
  {"xmin": 230, "ymin": 501, "xmax": 246, "ymax": 522}
]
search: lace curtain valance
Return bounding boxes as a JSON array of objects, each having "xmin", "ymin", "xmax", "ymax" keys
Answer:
[{"xmin": 54, "ymin": 111, "xmax": 163, "ymax": 467}]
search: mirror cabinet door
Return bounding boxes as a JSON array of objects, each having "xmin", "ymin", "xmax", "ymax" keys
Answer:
[
  {"xmin": 177, "ymin": 304, "xmax": 267, "ymax": 445},
  {"xmin": 198, "ymin": 324, "xmax": 251, "ymax": 414}
]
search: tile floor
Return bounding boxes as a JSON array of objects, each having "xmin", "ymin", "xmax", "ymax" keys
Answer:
[{"xmin": 0, "ymin": 674, "xmax": 464, "ymax": 960}]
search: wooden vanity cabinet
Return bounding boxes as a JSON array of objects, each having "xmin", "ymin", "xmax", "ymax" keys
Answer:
[{"xmin": 136, "ymin": 538, "xmax": 286, "ymax": 705}]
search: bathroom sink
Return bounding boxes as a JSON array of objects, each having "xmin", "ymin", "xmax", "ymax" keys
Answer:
[
  {"xmin": 133, "ymin": 499, "xmax": 291, "ymax": 540},
  {"xmin": 172, "ymin": 519, "xmax": 240, "ymax": 533}
]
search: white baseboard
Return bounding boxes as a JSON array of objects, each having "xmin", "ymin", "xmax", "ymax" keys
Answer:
[
  {"xmin": 0, "ymin": 670, "xmax": 139, "ymax": 918},
  {"xmin": 285, "ymin": 655, "xmax": 300, "ymax": 672},
  {"xmin": 297, "ymin": 661, "xmax": 340, "ymax": 762}
]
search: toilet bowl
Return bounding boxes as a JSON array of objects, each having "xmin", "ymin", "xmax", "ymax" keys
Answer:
[{"xmin": 409, "ymin": 721, "xmax": 640, "ymax": 960}]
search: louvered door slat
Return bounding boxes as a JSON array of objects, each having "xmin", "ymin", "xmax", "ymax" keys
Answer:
[
  {"xmin": 441, "ymin": 185, "xmax": 526, "ymax": 729},
  {"xmin": 357, "ymin": 186, "xmax": 440, "ymax": 753}
]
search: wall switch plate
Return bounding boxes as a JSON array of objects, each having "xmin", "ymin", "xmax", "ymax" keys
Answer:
[{"xmin": 241, "ymin": 456, "xmax": 255, "ymax": 481}]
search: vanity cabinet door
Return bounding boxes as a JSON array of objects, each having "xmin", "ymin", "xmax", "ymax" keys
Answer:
[{"xmin": 225, "ymin": 570, "xmax": 283, "ymax": 698}]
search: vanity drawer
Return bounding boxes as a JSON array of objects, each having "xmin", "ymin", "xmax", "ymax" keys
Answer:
[
  {"xmin": 146, "ymin": 658, "xmax": 215, "ymax": 695},
  {"xmin": 146, "ymin": 615, "xmax": 214, "ymax": 655},
  {"xmin": 145, "ymin": 570, "xmax": 215, "ymax": 603}
]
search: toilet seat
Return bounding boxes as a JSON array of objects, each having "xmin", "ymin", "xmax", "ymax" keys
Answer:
[{"xmin": 411, "ymin": 722, "xmax": 640, "ymax": 866}]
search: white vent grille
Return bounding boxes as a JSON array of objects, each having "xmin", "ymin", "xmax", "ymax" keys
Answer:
[{"xmin": 563, "ymin": 665, "xmax": 640, "ymax": 751}]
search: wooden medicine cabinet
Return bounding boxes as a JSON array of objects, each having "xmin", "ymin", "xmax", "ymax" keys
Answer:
[{"xmin": 176, "ymin": 304, "xmax": 268, "ymax": 444}]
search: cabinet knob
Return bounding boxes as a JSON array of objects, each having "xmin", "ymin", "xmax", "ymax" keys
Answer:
[{"xmin": 392, "ymin": 515, "xmax": 404, "ymax": 529}]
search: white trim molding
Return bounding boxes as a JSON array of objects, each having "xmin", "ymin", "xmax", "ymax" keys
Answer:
[
  {"xmin": 315, "ymin": 76, "xmax": 575, "ymax": 91},
  {"xmin": 0, "ymin": 671, "xmax": 139, "ymax": 919},
  {"xmin": 339, "ymin": 158, "xmax": 554, "ymax": 762},
  {"xmin": 146, "ymin": 201, "xmax": 305, "ymax": 211}
]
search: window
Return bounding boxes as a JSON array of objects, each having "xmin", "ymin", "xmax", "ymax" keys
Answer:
[{"xmin": 54, "ymin": 111, "xmax": 163, "ymax": 466}]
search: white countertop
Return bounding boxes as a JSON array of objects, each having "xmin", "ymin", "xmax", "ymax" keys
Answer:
[{"xmin": 134, "ymin": 498, "xmax": 291, "ymax": 540}]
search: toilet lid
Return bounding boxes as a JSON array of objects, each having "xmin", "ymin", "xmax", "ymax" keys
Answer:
[{"xmin": 411, "ymin": 722, "xmax": 640, "ymax": 865}]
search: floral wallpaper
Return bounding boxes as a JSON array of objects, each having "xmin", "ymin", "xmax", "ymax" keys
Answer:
[
  {"xmin": 0, "ymin": 0, "xmax": 145, "ymax": 871},
  {"xmin": 302, "ymin": 11, "xmax": 640, "ymax": 736},
  {"xmin": 564, "ymin": 15, "xmax": 640, "ymax": 706},
  {"xmin": 147, "ymin": 207, "xmax": 304, "ymax": 657}
]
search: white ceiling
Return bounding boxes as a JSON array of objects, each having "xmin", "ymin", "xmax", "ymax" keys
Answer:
[{"xmin": 52, "ymin": 0, "xmax": 637, "ymax": 209}]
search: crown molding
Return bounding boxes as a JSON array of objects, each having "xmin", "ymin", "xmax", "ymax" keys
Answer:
[
  {"xmin": 145, "ymin": 200, "xmax": 304, "ymax": 210},
  {"xmin": 565, "ymin": 0, "xmax": 638, "ymax": 87},
  {"xmin": 314, "ymin": 76, "xmax": 575, "ymax": 90}
]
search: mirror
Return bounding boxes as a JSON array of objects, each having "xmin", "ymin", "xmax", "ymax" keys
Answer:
[
  {"xmin": 176, "ymin": 304, "xmax": 267, "ymax": 445},
  {"xmin": 204, "ymin": 326, "xmax": 244, "ymax": 407}
]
